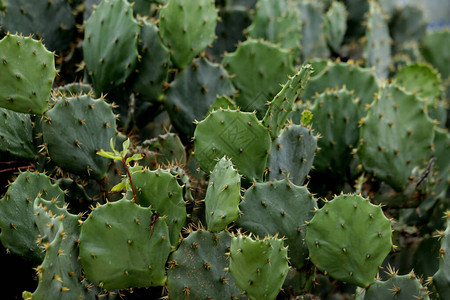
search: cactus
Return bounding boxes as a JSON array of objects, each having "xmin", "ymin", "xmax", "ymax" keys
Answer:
[
  {"xmin": 229, "ymin": 234, "xmax": 289, "ymax": 300},
  {"xmin": 358, "ymin": 85, "xmax": 435, "ymax": 191},
  {"xmin": 167, "ymin": 229, "xmax": 243, "ymax": 299},
  {"xmin": 0, "ymin": 0, "xmax": 75, "ymax": 52},
  {"xmin": 247, "ymin": 0, "xmax": 302, "ymax": 52},
  {"xmin": 142, "ymin": 133, "xmax": 186, "ymax": 167},
  {"xmin": 208, "ymin": 95, "xmax": 236, "ymax": 113},
  {"xmin": 433, "ymin": 211, "xmax": 450, "ymax": 298},
  {"xmin": 131, "ymin": 169, "xmax": 186, "ymax": 247},
  {"xmin": 390, "ymin": 5, "xmax": 426, "ymax": 45},
  {"xmin": 222, "ymin": 39, "xmax": 294, "ymax": 118},
  {"xmin": 420, "ymin": 29, "xmax": 450, "ymax": 80},
  {"xmin": 0, "ymin": 171, "xmax": 65, "ymax": 262},
  {"xmin": 324, "ymin": 1, "xmax": 347, "ymax": 52},
  {"xmin": 205, "ymin": 157, "xmax": 241, "ymax": 232},
  {"xmin": 165, "ymin": 57, "xmax": 236, "ymax": 137},
  {"xmin": 56, "ymin": 83, "xmax": 95, "ymax": 97},
  {"xmin": 0, "ymin": 108, "xmax": 35, "ymax": 160},
  {"xmin": 262, "ymin": 64, "xmax": 313, "ymax": 139},
  {"xmin": 236, "ymin": 179, "xmax": 317, "ymax": 269},
  {"xmin": 83, "ymin": 0, "xmax": 140, "ymax": 94},
  {"xmin": 42, "ymin": 95, "xmax": 117, "ymax": 180},
  {"xmin": 266, "ymin": 124, "xmax": 317, "ymax": 186},
  {"xmin": 364, "ymin": 1, "xmax": 391, "ymax": 79},
  {"xmin": 131, "ymin": 19, "xmax": 170, "ymax": 103},
  {"xmin": 305, "ymin": 194, "xmax": 393, "ymax": 287},
  {"xmin": 159, "ymin": 0, "xmax": 217, "ymax": 69},
  {"xmin": 194, "ymin": 109, "xmax": 272, "ymax": 180},
  {"xmin": 0, "ymin": 34, "xmax": 56, "ymax": 114},
  {"xmin": 79, "ymin": 199, "xmax": 171, "ymax": 290}
]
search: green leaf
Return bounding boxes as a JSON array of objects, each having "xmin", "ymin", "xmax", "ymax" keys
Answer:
[
  {"xmin": 96, "ymin": 149, "xmax": 121, "ymax": 160},
  {"xmin": 111, "ymin": 180, "xmax": 127, "ymax": 192},
  {"xmin": 125, "ymin": 153, "xmax": 143, "ymax": 165},
  {"xmin": 121, "ymin": 138, "xmax": 130, "ymax": 157}
]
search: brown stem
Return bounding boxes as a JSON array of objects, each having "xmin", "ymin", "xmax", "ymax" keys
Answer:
[
  {"xmin": 122, "ymin": 157, "xmax": 138, "ymax": 203},
  {"xmin": 0, "ymin": 164, "xmax": 34, "ymax": 173}
]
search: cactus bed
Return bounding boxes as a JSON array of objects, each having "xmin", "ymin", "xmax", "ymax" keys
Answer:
[{"xmin": 0, "ymin": 0, "xmax": 449, "ymax": 299}]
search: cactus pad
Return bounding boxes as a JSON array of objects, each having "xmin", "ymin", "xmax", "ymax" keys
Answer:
[
  {"xmin": 433, "ymin": 212, "xmax": 450, "ymax": 298},
  {"xmin": 0, "ymin": 108, "xmax": 35, "ymax": 160}
]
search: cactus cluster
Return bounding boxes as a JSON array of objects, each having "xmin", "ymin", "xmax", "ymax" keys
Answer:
[{"xmin": 0, "ymin": 0, "xmax": 449, "ymax": 299}]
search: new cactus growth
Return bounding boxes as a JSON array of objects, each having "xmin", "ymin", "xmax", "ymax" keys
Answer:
[{"xmin": 305, "ymin": 194, "xmax": 393, "ymax": 287}]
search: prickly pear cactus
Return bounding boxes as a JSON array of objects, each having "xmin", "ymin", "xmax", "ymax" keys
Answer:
[
  {"xmin": 266, "ymin": 124, "xmax": 317, "ymax": 186},
  {"xmin": 79, "ymin": 199, "xmax": 171, "ymax": 290},
  {"xmin": 194, "ymin": 109, "xmax": 271, "ymax": 180},
  {"xmin": 433, "ymin": 211, "xmax": 450, "ymax": 298},
  {"xmin": 159, "ymin": 0, "xmax": 218, "ymax": 69},
  {"xmin": 358, "ymin": 85, "xmax": 435, "ymax": 191},
  {"xmin": 205, "ymin": 157, "xmax": 241, "ymax": 232},
  {"xmin": 0, "ymin": 171, "xmax": 65, "ymax": 262},
  {"xmin": 142, "ymin": 133, "xmax": 186, "ymax": 166},
  {"xmin": 42, "ymin": 95, "xmax": 117, "ymax": 180},
  {"xmin": 167, "ymin": 230, "xmax": 243, "ymax": 299},
  {"xmin": 0, "ymin": 34, "xmax": 56, "ymax": 114},
  {"xmin": 131, "ymin": 169, "xmax": 186, "ymax": 246},
  {"xmin": 324, "ymin": 1, "xmax": 347, "ymax": 52},
  {"xmin": 236, "ymin": 179, "xmax": 317, "ymax": 268},
  {"xmin": 229, "ymin": 234, "xmax": 289, "ymax": 300},
  {"xmin": 0, "ymin": 108, "xmax": 35, "ymax": 160},
  {"xmin": 420, "ymin": 30, "xmax": 450, "ymax": 80},
  {"xmin": 83, "ymin": 0, "xmax": 140, "ymax": 94},
  {"xmin": 305, "ymin": 194, "xmax": 393, "ymax": 287}
]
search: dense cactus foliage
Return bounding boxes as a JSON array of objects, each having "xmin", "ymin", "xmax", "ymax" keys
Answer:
[{"xmin": 0, "ymin": 0, "xmax": 449, "ymax": 299}]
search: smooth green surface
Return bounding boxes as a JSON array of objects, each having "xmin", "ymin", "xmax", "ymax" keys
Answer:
[{"xmin": 0, "ymin": 108, "xmax": 35, "ymax": 159}]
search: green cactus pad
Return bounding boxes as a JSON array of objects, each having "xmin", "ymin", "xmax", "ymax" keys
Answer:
[
  {"xmin": 42, "ymin": 95, "xmax": 117, "ymax": 180},
  {"xmin": 0, "ymin": 0, "xmax": 75, "ymax": 52},
  {"xmin": 359, "ymin": 273, "xmax": 430, "ymax": 300},
  {"xmin": 167, "ymin": 230, "xmax": 243, "ymax": 299},
  {"xmin": 358, "ymin": 85, "xmax": 435, "ymax": 191},
  {"xmin": 79, "ymin": 199, "xmax": 171, "ymax": 290},
  {"xmin": 305, "ymin": 194, "xmax": 393, "ymax": 287},
  {"xmin": 433, "ymin": 213, "xmax": 450, "ymax": 298},
  {"xmin": 310, "ymin": 89, "xmax": 359, "ymax": 175},
  {"xmin": 142, "ymin": 133, "xmax": 186, "ymax": 166},
  {"xmin": 131, "ymin": 170, "xmax": 186, "ymax": 247},
  {"xmin": 222, "ymin": 39, "xmax": 294, "ymax": 118},
  {"xmin": 262, "ymin": 64, "xmax": 313, "ymax": 139},
  {"xmin": 247, "ymin": 0, "xmax": 301, "ymax": 51},
  {"xmin": 32, "ymin": 198, "xmax": 84, "ymax": 300},
  {"xmin": 0, "ymin": 171, "xmax": 65, "ymax": 262},
  {"xmin": 394, "ymin": 63, "xmax": 442, "ymax": 105},
  {"xmin": 0, "ymin": 34, "xmax": 56, "ymax": 114},
  {"xmin": 159, "ymin": 0, "xmax": 217, "ymax": 69},
  {"xmin": 390, "ymin": 5, "xmax": 426, "ymax": 45},
  {"xmin": 56, "ymin": 83, "xmax": 95, "ymax": 97},
  {"xmin": 324, "ymin": 1, "xmax": 347, "ymax": 52},
  {"xmin": 132, "ymin": 19, "xmax": 170, "ymax": 103},
  {"xmin": 205, "ymin": 157, "xmax": 241, "ymax": 232},
  {"xmin": 165, "ymin": 57, "xmax": 236, "ymax": 137},
  {"xmin": 237, "ymin": 179, "xmax": 317, "ymax": 268},
  {"xmin": 266, "ymin": 125, "xmax": 317, "ymax": 186},
  {"xmin": 83, "ymin": 0, "xmax": 140, "ymax": 94},
  {"xmin": 229, "ymin": 234, "xmax": 289, "ymax": 300},
  {"xmin": 421, "ymin": 30, "xmax": 450, "ymax": 79},
  {"xmin": 301, "ymin": 61, "xmax": 379, "ymax": 117},
  {"xmin": 208, "ymin": 96, "xmax": 236, "ymax": 113},
  {"xmin": 194, "ymin": 109, "xmax": 271, "ymax": 180},
  {"xmin": 364, "ymin": 1, "xmax": 391, "ymax": 79},
  {"xmin": 0, "ymin": 108, "xmax": 35, "ymax": 160}
]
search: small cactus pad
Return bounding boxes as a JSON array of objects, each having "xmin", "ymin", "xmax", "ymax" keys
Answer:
[
  {"xmin": 358, "ymin": 85, "xmax": 435, "ymax": 191},
  {"xmin": 433, "ymin": 212, "xmax": 450, "ymax": 298},
  {"xmin": 208, "ymin": 96, "xmax": 236, "ymax": 113},
  {"xmin": 0, "ymin": 171, "xmax": 65, "ymax": 262},
  {"xmin": 390, "ymin": 5, "xmax": 426, "ymax": 45},
  {"xmin": 194, "ymin": 109, "xmax": 271, "ymax": 180},
  {"xmin": 0, "ymin": 34, "xmax": 56, "ymax": 114},
  {"xmin": 205, "ymin": 157, "xmax": 241, "ymax": 232},
  {"xmin": 0, "ymin": 108, "xmax": 35, "ymax": 159},
  {"xmin": 262, "ymin": 64, "xmax": 313, "ymax": 139},
  {"xmin": 167, "ymin": 230, "xmax": 243, "ymax": 299},
  {"xmin": 131, "ymin": 19, "xmax": 170, "ymax": 103},
  {"xmin": 222, "ymin": 39, "xmax": 294, "ymax": 118},
  {"xmin": 229, "ymin": 234, "xmax": 289, "ymax": 300},
  {"xmin": 79, "ymin": 199, "xmax": 171, "ymax": 290},
  {"xmin": 142, "ymin": 133, "xmax": 186, "ymax": 166},
  {"xmin": 131, "ymin": 169, "xmax": 186, "ymax": 246},
  {"xmin": 420, "ymin": 30, "xmax": 450, "ymax": 79},
  {"xmin": 364, "ymin": 1, "xmax": 391, "ymax": 79},
  {"xmin": 266, "ymin": 125, "xmax": 317, "ymax": 186},
  {"xmin": 83, "ymin": 0, "xmax": 140, "ymax": 94},
  {"xmin": 305, "ymin": 194, "xmax": 393, "ymax": 287},
  {"xmin": 159, "ymin": 0, "xmax": 218, "ymax": 69},
  {"xmin": 165, "ymin": 57, "xmax": 236, "ymax": 137},
  {"xmin": 42, "ymin": 95, "xmax": 117, "ymax": 180},
  {"xmin": 310, "ymin": 89, "xmax": 359, "ymax": 176},
  {"xmin": 359, "ymin": 273, "xmax": 430, "ymax": 300},
  {"xmin": 236, "ymin": 179, "xmax": 317, "ymax": 268},
  {"xmin": 247, "ymin": 0, "xmax": 301, "ymax": 51},
  {"xmin": 324, "ymin": 1, "xmax": 347, "ymax": 52}
]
